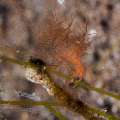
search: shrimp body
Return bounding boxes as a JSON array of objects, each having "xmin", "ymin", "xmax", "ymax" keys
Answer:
[{"xmin": 25, "ymin": 59, "xmax": 97, "ymax": 120}]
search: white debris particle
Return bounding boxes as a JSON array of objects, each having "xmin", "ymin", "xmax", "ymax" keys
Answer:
[
  {"xmin": 88, "ymin": 29, "xmax": 97, "ymax": 41},
  {"xmin": 57, "ymin": 0, "xmax": 64, "ymax": 5}
]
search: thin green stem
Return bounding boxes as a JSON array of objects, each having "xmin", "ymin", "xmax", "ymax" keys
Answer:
[
  {"xmin": 75, "ymin": 81, "xmax": 120, "ymax": 101},
  {"xmin": 0, "ymin": 56, "xmax": 36, "ymax": 68},
  {"xmin": 0, "ymin": 99, "xmax": 119, "ymax": 120},
  {"xmin": 0, "ymin": 99, "xmax": 68, "ymax": 120},
  {"xmin": 47, "ymin": 67, "xmax": 73, "ymax": 80},
  {"xmin": 0, "ymin": 99, "xmax": 57, "ymax": 106},
  {"xmin": 46, "ymin": 106, "xmax": 68, "ymax": 120},
  {"xmin": 89, "ymin": 105, "xmax": 119, "ymax": 120}
]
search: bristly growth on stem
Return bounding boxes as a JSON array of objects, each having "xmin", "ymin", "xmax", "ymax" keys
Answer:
[{"xmin": 36, "ymin": 11, "xmax": 89, "ymax": 79}]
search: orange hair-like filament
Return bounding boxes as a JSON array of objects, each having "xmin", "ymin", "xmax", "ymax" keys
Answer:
[{"xmin": 59, "ymin": 47, "xmax": 85, "ymax": 79}]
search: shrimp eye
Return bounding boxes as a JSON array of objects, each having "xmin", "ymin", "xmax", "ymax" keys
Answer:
[
  {"xmin": 29, "ymin": 57, "xmax": 45, "ymax": 65},
  {"xmin": 29, "ymin": 57, "xmax": 45, "ymax": 66}
]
